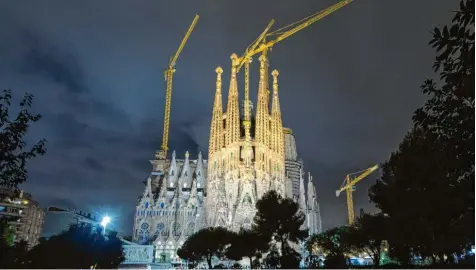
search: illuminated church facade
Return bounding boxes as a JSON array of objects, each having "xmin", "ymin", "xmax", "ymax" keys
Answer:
[{"xmin": 131, "ymin": 53, "xmax": 322, "ymax": 263}]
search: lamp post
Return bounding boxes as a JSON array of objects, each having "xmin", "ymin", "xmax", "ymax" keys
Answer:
[{"xmin": 101, "ymin": 216, "xmax": 111, "ymax": 235}]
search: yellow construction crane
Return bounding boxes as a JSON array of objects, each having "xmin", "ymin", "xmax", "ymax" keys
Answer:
[
  {"xmin": 233, "ymin": 0, "xmax": 354, "ymax": 119},
  {"xmin": 336, "ymin": 164, "xmax": 379, "ymax": 225},
  {"xmin": 157, "ymin": 15, "xmax": 199, "ymax": 160}
]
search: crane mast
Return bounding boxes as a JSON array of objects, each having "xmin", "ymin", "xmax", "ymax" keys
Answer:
[
  {"xmin": 336, "ymin": 164, "xmax": 379, "ymax": 225},
  {"xmin": 157, "ymin": 15, "xmax": 199, "ymax": 160}
]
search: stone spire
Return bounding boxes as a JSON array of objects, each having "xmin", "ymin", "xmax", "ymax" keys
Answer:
[
  {"xmin": 307, "ymin": 173, "xmax": 314, "ymax": 211},
  {"xmin": 255, "ymin": 54, "xmax": 270, "ymax": 146},
  {"xmin": 271, "ymin": 69, "xmax": 284, "ymax": 159},
  {"xmin": 255, "ymin": 54, "xmax": 271, "ymax": 171},
  {"xmin": 298, "ymin": 168, "xmax": 307, "ymax": 211},
  {"xmin": 225, "ymin": 54, "xmax": 240, "ymax": 147},
  {"xmin": 168, "ymin": 150, "xmax": 178, "ymax": 189},
  {"xmin": 208, "ymin": 67, "xmax": 224, "ymax": 160},
  {"xmin": 180, "ymin": 151, "xmax": 192, "ymax": 189},
  {"xmin": 195, "ymin": 152, "xmax": 205, "ymax": 190}
]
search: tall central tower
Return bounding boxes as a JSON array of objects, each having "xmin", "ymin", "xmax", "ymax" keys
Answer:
[{"xmin": 206, "ymin": 53, "xmax": 285, "ymax": 231}]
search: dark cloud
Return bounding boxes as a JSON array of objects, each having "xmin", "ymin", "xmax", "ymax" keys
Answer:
[
  {"xmin": 20, "ymin": 30, "xmax": 85, "ymax": 94},
  {"xmin": 53, "ymin": 113, "xmax": 89, "ymax": 139},
  {"xmin": 84, "ymin": 157, "xmax": 105, "ymax": 172},
  {"xmin": 0, "ymin": 0, "xmax": 459, "ymax": 234}
]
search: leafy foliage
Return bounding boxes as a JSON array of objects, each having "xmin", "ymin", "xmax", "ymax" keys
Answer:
[
  {"xmin": 21, "ymin": 223, "xmax": 124, "ymax": 268},
  {"xmin": 306, "ymin": 226, "xmax": 352, "ymax": 268},
  {"xmin": 307, "ymin": 226, "xmax": 352, "ymax": 256},
  {"xmin": 370, "ymin": 0, "xmax": 474, "ymax": 264},
  {"xmin": 226, "ymin": 228, "xmax": 267, "ymax": 269},
  {"xmin": 177, "ymin": 226, "xmax": 233, "ymax": 269},
  {"xmin": 262, "ymin": 244, "xmax": 281, "ymax": 269},
  {"xmin": 253, "ymin": 190, "xmax": 307, "ymax": 266},
  {"xmin": 0, "ymin": 90, "xmax": 47, "ymax": 191},
  {"xmin": 347, "ymin": 212, "xmax": 388, "ymax": 266}
]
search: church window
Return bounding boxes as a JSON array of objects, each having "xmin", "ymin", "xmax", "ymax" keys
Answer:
[
  {"xmin": 185, "ymin": 172, "xmax": 188, "ymax": 177},
  {"xmin": 144, "ymin": 202, "xmax": 149, "ymax": 208},
  {"xmin": 157, "ymin": 223, "xmax": 165, "ymax": 232},
  {"xmin": 160, "ymin": 202, "xmax": 165, "ymax": 209},
  {"xmin": 185, "ymin": 222, "xmax": 195, "ymax": 236},
  {"xmin": 174, "ymin": 223, "xmax": 181, "ymax": 236},
  {"xmin": 171, "ymin": 170, "xmax": 174, "ymax": 176},
  {"xmin": 161, "ymin": 226, "xmax": 168, "ymax": 236},
  {"xmin": 198, "ymin": 171, "xmax": 201, "ymax": 176},
  {"xmin": 141, "ymin": 223, "xmax": 149, "ymax": 230}
]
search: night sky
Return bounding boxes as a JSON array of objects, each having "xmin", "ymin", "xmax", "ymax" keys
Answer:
[{"xmin": 0, "ymin": 0, "xmax": 458, "ymax": 235}]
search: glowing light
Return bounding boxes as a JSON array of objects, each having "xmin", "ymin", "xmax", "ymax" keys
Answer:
[
  {"xmin": 101, "ymin": 216, "xmax": 111, "ymax": 226},
  {"xmin": 101, "ymin": 216, "xmax": 111, "ymax": 228}
]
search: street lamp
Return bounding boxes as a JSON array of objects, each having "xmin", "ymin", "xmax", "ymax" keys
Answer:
[{"xmin": 101, "ymin": 216, "xmax": 111, "ymax": 234}]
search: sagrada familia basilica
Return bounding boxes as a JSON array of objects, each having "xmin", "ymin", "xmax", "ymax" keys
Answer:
[{"xmin": 131, "ymin": 53, "xmax": 322, "ymax": 263}]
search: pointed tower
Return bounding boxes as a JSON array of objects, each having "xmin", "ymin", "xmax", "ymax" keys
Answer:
[
  {"xmin": 271, "ymin": 70, "xmax": 284, "ymax": 159},
  {"xmin": 255, "ymin": 54, "xmax": 271, "ymax": 171},
  {"xmin": 315, "ymin": 190, "xmax": 323, "ymax": 234},
  {"xmin": 208, "ymin": 67, "xmax": 224, "ymax": 162},
  {"xmin": 195, "ymin": 152, "xmax": 205, "ymax": 195},
  {"xmin": 225, "ymin": 54, "xmax": 240, "ymax": 147},
  {"xmin": 224, "ymin": 54, "xmax": 241, "ymax": 172},
  {"xmin": 298, "ymin": 169, "xmax": 307, "ymax": 212},
  {"xmin": 167, "ymin": 151, "xmax": 178, "ymax": 198},
  {"xmin": 179, "ymin": 151, "xmax": 192, "ymax": 200}
]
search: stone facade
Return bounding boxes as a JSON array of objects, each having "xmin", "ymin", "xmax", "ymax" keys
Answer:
[
  {"xmin": 284, "ymin": 128, "xmax": 322, "ymax": 235},
  {"xmin": 0, "ymin": 188, "xmax": 45, "ymax": 247},
  {"xmin": 130, "ymin": 53, "xmax": 323, "ymax": 264},
  {"xmin": 133, "ymin": 151, "xmax": 207, "ymax": 263}
]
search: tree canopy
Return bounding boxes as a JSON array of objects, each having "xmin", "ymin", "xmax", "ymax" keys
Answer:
[
  {"xmin": 177, "ymin": 226, "xmax": 233, "ymax": 269},
  {"xmin": 226, "ymin": 228, "xmax": 268, "ymax": 269},
  {"xmin": 20, "ymin": 223, "xmax": 124, "ymax": 269},
  {"xmin": 306, "ymin": 226, "xmax": 352, "ymax": 268},
  {"xmin": 253, "ymin": 190, "xmax": 308, "ymax": 268},
  {"xmin": 0, "ymin": 89, "xmax": 46, "ymax": 192},
  {"xmin": 346, "ymin": 212, "xmax": 388, "ymax": 266},
  {"xmin": 369, "ymin": 0, "xmax": 474, "ymax": 265}
]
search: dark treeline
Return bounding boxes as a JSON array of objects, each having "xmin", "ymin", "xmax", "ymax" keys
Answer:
[{"xmin": 0, "ymin": 223, "xmax": 125, "ymax": 268}]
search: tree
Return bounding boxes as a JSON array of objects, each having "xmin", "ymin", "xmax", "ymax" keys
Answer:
[
  {"xmin": 0, "ymin": 89, "xmax": 47, "ymax": 192},
  {"xmin": 262, "ymin": 244, "xmax": 281, "ymax": 269},
  {"xmin": 347, "ymin": 212, "xmax": 388, "ymax": 266},
  {"xmin": 370, "ymin": 0, "xmax": 474, "ymax": 264},
  {"xmin": 306, "ymin": 226, "xmax": 352, "ymax": 268},
  {"xmin": 21, "ymin": 223, "xmax": 124, "ymax": 268},
  {"xmin": 226, "ymin": 228, "xmax": 268, "ymax": 269},
  {"xmin": 0, "ymin": 239, "xmax": 29, "ymax": 268},
  {"xmin": 413, "ymin": 0, "xmax": 474, "ymax": 250},
  {"xmin": 177, "ymin": 227, "xmax": 233, "ymax": 269},
  {"xmin": 253, "ymin": 190, "xmax": 308, "ymax": 268}
]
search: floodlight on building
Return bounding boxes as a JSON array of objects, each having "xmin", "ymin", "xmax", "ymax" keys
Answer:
[{"xmin": 101, "ymin": 216, "xmax": 111, "ymax": 234}]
